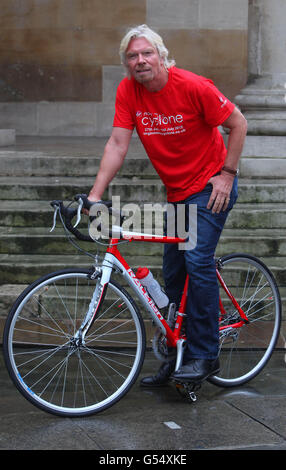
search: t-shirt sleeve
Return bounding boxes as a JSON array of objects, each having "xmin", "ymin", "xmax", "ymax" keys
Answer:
[
  {"xmin": 113, "ymin": 80, "xmax": 135, "ymax": 130},
  {"xmin": 192, "ymin": 78, "xmax": 235, "ymax": 127}
]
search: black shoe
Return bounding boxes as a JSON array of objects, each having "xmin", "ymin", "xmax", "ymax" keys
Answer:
[
  {"xmin": 140, "ymin": 360, "xmax": 176, "ymax": 387},
  {"xmin": 171, "ymin": 358, "xmax": 220, "ymax": 384}
]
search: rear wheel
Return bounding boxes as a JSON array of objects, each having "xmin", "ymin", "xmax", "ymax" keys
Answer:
[
  {"xmin": 3, "ymin": 269, "xmax": 146, "ymax": 417},
  {"xmin": 209, "ymin": 254, "xmax": 281, "ymax": 387}
]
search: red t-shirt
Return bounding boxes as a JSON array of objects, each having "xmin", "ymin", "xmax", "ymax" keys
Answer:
[{"xmin": 113, "ymin": 67, "xmax": 235, "ymax": 202}]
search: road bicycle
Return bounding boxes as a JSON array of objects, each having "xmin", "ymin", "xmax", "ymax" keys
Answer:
[{"xmin": 3, "ymin": 195, "xmax": 281, "ymax": 417}]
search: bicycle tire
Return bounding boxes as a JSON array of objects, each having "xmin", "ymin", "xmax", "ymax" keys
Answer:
[
  {"xmin": 208, "ymin": 253, "xmax": 281, "ymax": 388},
  {"xmin": 3, "ymin": 268, "xmax": 146, "ymax": 417}
]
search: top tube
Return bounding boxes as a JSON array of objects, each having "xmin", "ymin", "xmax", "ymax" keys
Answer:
[
  {"xmin": 108, "ymin": 225, "xmax": 186, "ymax": 244},
  {"xmin": 108, "ymin": 236, "xmax": 186, "ymax": 246},
  {"xmin": 124, "ymin": 235, "xmax": 186, "ymax": 243}
]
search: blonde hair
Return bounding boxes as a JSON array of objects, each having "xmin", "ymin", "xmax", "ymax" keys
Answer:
[{"xmin": 119, "ymin": 24, "xmax": 176, "ymax": 71}]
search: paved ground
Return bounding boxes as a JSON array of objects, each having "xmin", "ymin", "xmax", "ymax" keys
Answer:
[{"xmin": 1, "ymin": 347, "xmax": 285, "ymax": 453}]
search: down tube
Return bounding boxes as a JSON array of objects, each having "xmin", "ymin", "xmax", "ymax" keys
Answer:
[
  {"xmin": 125, "ymin": 268, "xmax": 176, "ymax": 344},
  {"xmin": 106, "ymin": 252, "xmax": 175, "ymax": 342}
]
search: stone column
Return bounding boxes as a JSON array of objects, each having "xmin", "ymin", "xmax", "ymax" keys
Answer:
[{"xmin": 235, "ymin": 0, "xmax": 286, "ymax": 135}]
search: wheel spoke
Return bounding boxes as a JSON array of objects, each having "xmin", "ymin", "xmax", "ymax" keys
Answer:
[
  {"xmin": 212, "ymin": 255, "xmax": 281, "ymax": 387},
  {"xmin": 4, "ymin": 271, "xmax": 145, "ymax": 416}
]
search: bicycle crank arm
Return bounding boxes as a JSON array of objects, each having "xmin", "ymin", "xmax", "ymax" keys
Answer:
[{"xmin": 174, "ymin": 339, "xmax": 186, "ymax": 371}]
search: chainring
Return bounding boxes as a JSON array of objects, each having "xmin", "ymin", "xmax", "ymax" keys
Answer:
[{"xmin": 152, "ymin": 327, "xmax": 176, "ymax": 362}]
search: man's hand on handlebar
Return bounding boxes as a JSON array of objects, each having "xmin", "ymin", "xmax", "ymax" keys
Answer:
[
  {"xmin": 80, "ymin": 193, "xmax": 101, "ymax": 215},
  {"xmin": 50, "ymin": 195, "xmax": 115, "ymax": 242}
]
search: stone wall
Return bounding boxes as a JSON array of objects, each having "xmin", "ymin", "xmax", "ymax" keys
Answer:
[
  {"xmin": 0, "ymin": 0, "xmax": 248, "ymax": 135},
  {"xmin": 0, "ymin": 0, "xmax": 145, "ymax": 102}
]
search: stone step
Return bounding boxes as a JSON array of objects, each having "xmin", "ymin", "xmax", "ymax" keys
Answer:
[
  {"xmin": 0, "ymin": 254, "xmax": 161, "ymax": 284},
  {"xmin": 0, "ymin": 176, "xmax": 102, "ymax": 201},
  {"xmin": 0, "ymin": 152, "xmax": 155, "ymax": 178},
  {"xmin": 231, "ymin": 204, "xmax": 286, "ymax": 229},
  {"xmin": 0, "ymin": 137, "xmax": 284, "ymax": 339},
  {"xmin": 227, "ymin": 203, "xmax": 286, "ymax": 229},
  {"xmin": 0, "ymin": 176, "xmax": 285, "ymax": 203},
  {"xmin": 1, "ymin": 152, "xmax": 286, "ymax": 180},
  {"xmin": 235, "ymin": 180, "xmax": 286, "ymax": 203},
  {"xmin": 109, "ymin": 179, "xmax": 286, "ymax": 204},
  {"xmin": 0, "ymin": 226, "xmax": 285, "ymax": 257},
  {"xmin": 0, "ymin": 129, "xmax": 15, "ymax": 146},
  {"xmin": 0, "ymin": 136, "xmax": 155, "ymax": 179},
  {"xmin": 1, "ymin": 135, "xmax": 286, "ymax": 179},
  {"xmin": 240, "ymin": 158, "xmax": 286, "ymax": 179},
  {"xmin": 2, "ymin": 152, "xmax": 286, "ymax": 177},
  {"xmin": 0, "ymin": 199, "xmax": 285, "ymax": 229},
  {"xmin": 0, "ymin": 253, "xmax": 285, "ymax": 286}
]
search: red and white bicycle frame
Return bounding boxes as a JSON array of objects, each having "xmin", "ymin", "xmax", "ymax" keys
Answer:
[{"xmin": 85, "ymin": 231, "xmax": 249, "ymax": 371}]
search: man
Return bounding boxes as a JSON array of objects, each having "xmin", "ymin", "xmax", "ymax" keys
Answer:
[{"xmin": 88, "ymin": 24, "xmax": 247, "ymax": 386}]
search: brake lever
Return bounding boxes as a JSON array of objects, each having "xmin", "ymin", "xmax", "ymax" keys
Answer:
[
  {"xmin": 73, "ymin": 197, "xmax": 83, "ymax": 228},
  {"xmin": 50, "ymin": 205, "xmax": 59, "ymax": 232}
]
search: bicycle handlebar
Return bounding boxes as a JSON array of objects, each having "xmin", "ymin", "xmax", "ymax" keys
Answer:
[
  {"xmin": 51, "ymin": 194, "xmax": 187, "ymax": 245},
  {"xmin": 50, "ymin": 194, "xmax": 113, "ymax": 243}
]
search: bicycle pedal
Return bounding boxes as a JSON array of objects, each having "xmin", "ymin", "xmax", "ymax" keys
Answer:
[
  {"xmin": 174, "ymin": 381, "xmax": 201, "ymax": 402},
  {"xmin": 175, "ymin": 382, "xmax": 184, "ymax": 389}
]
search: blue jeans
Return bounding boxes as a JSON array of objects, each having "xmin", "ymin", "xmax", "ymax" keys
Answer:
[{"xmin": 163, "ymin": 178, "xmax": 238, "ymax": 360}]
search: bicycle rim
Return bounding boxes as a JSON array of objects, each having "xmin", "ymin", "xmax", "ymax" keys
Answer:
[
  {"xmin": 3, "ymin": 269, "xmax": 145, "ymax": 417},
  {"xmin": 209, "ymin": 254, "xmax": 281, "ymax": 387}
]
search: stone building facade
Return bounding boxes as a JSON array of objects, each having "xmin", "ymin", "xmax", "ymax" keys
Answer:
[
  {"xmin": 0, "ymin": 1, "xmax": 285, "ymax": 349},
  {"xmin": 0, "ymin": 0, "xmax": 249, "ymax": 136}
]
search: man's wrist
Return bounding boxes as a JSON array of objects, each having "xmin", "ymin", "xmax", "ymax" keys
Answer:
[
  {"xmin": 221, "ymin": 165, "xmax": 239, "ymax": 177},
  {"xmin": 88, "ymin": 192, "xmax": 101, "ymax": 202}
]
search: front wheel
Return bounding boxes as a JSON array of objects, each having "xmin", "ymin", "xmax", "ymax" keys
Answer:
[
  {"xmin": 3, "ymin": 269, "xmax": 146, "ymax": 417},
  {"xmin": 209, "ymin": 254, "xmax": 281, "ymax": 388}
]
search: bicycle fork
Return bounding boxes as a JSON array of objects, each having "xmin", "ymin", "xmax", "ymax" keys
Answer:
[{"xmin": 74, "ymin": 258, "xmax": 113, "ymax": 345}]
